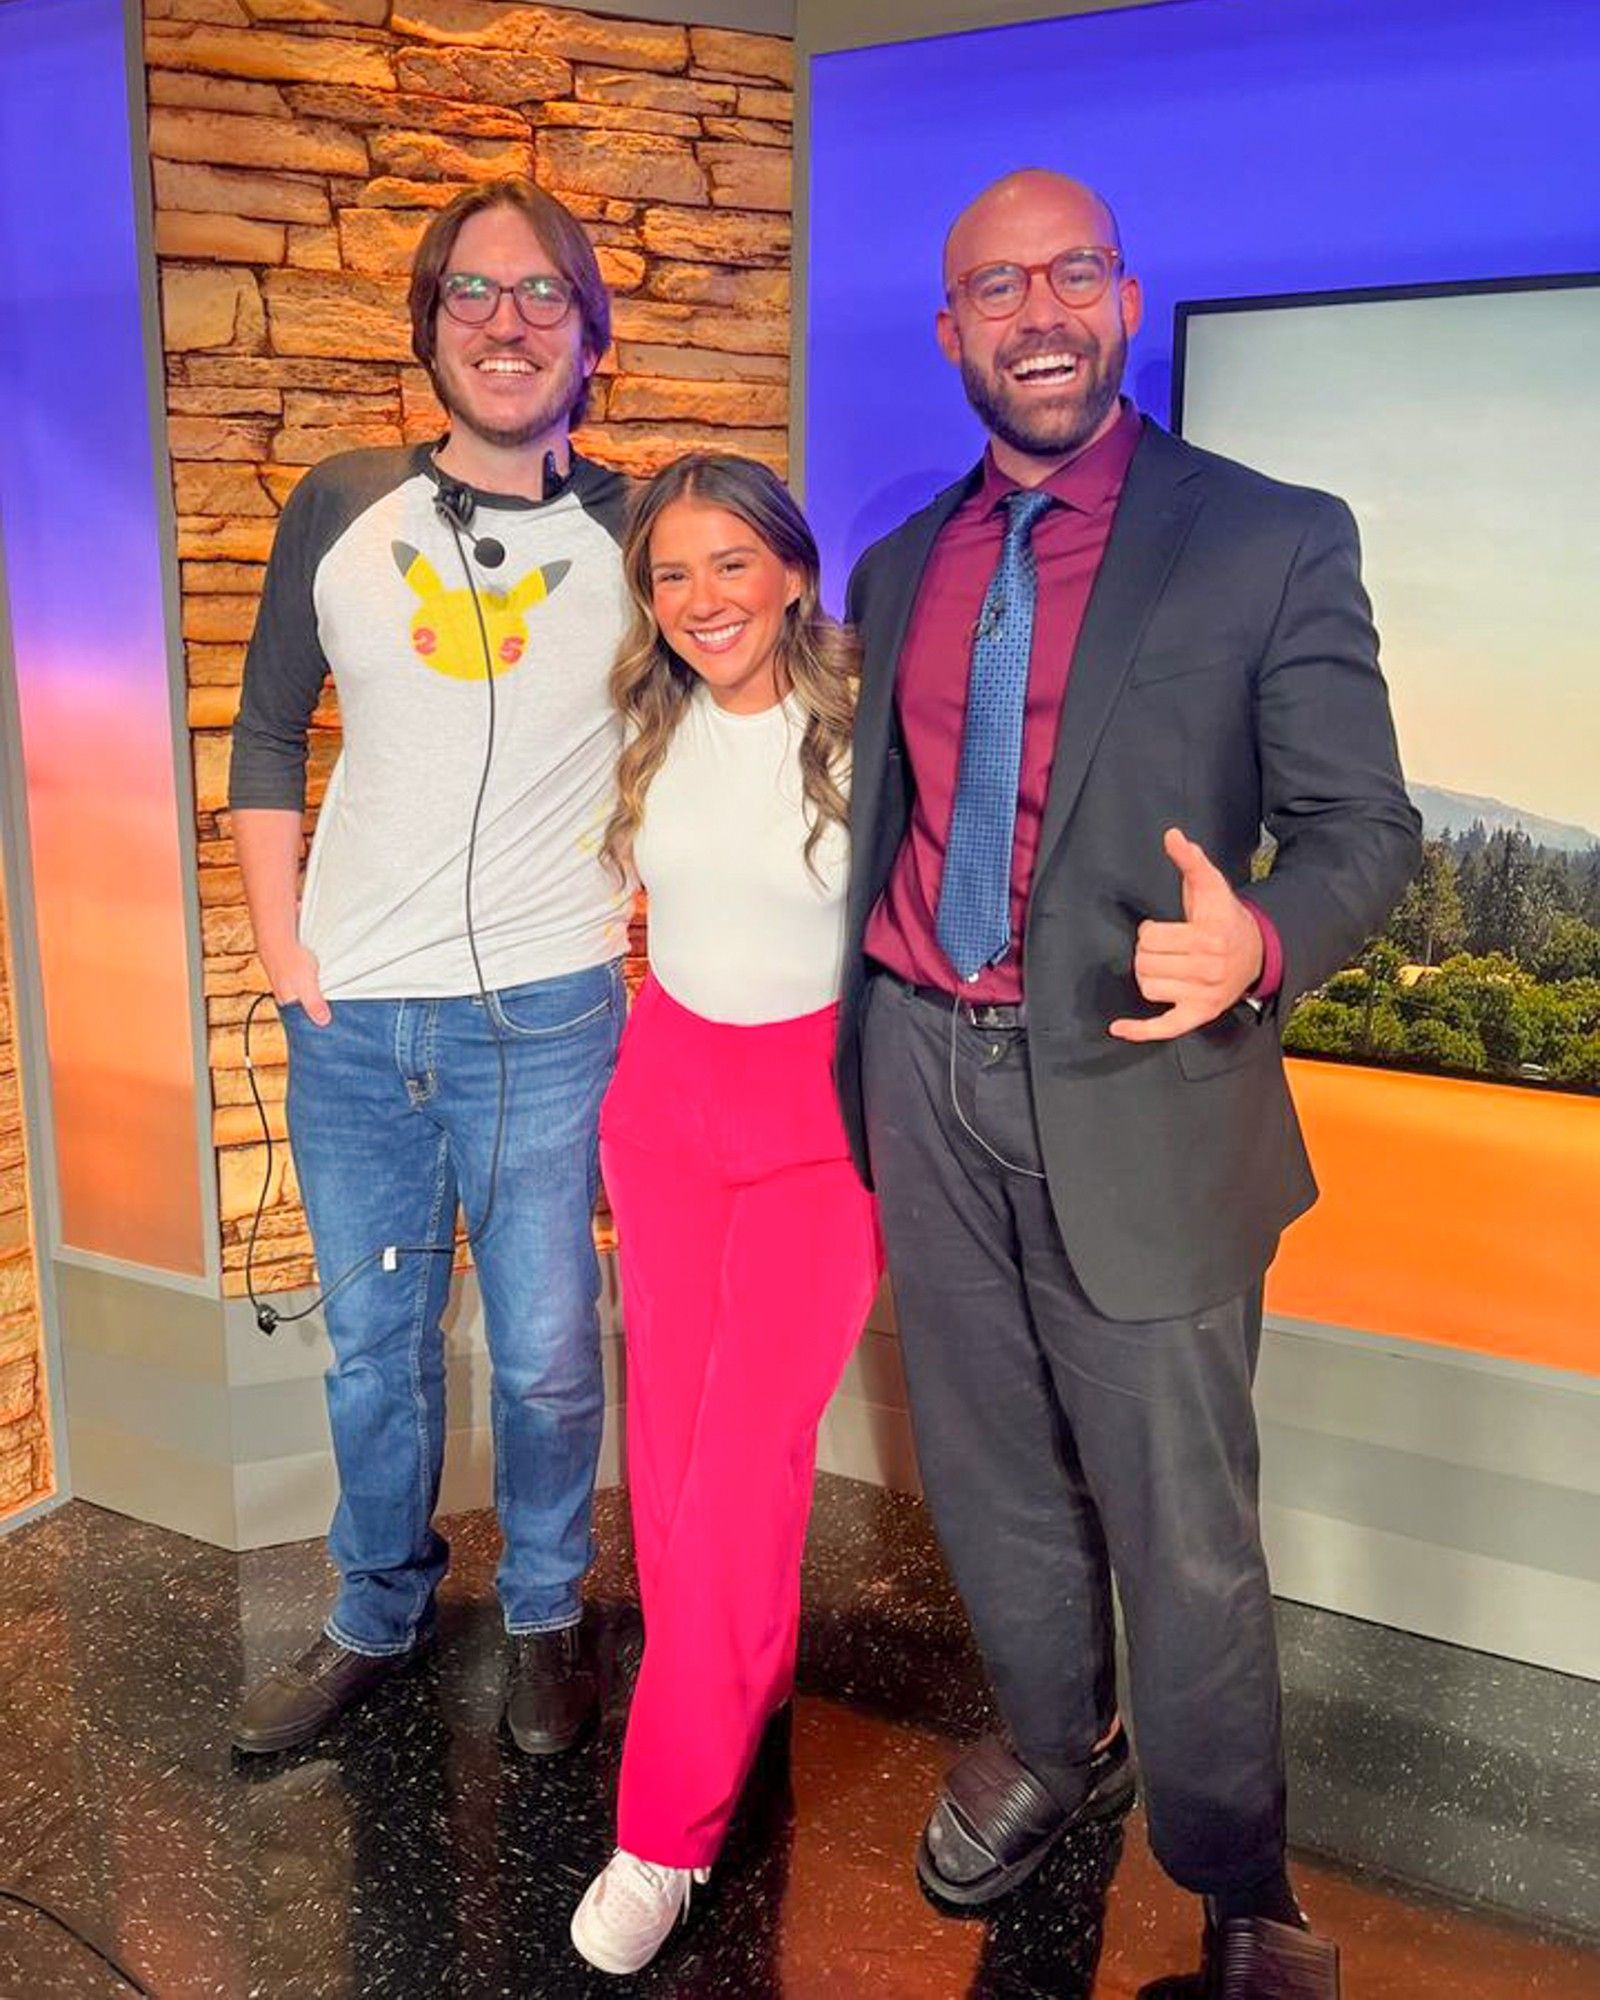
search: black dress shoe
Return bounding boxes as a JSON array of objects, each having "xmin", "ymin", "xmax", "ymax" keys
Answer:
[
  {"xmin": 232, "ymin": 1633, "xmax": 428, "ymax": 1755},
  {"xmin": 1139, "ymin": 1915, "xmax": 1340, "ymax": 1999},
  {"xmin": 504, "ymin": 1623, "xmax": 597, "ymax": 1756},
  {"xmin": 916, "ymin": 1726, "xmax": 1135, "ymax": 1909}
]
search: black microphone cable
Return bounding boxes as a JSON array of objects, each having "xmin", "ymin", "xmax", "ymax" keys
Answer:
[
  {"xmin": 244, "ymin": 489, "xmax": 514, "ymax": 1336},
  {"xmin": 0, "ymin": 1886, "xmax": 155, "ymax": 1995}
]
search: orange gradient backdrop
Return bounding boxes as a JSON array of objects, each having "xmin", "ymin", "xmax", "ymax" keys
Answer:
[{"xmin": 1268, "ymin": 1060, "xmax": 1597, "ymax": 1376}]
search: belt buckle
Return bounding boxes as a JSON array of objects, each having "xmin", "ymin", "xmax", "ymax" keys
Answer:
[{"xmin": 962, "ymin": 999, "xmax": 1024, "ymax": 1031}]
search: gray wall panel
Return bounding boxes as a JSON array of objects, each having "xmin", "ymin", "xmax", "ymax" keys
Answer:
[
  {"xmin": 820, "ymin": 1310, "xmax": 1600, "ymax": 1679},
  {"xmin": 57, "ymin": 1260, "xmax": 230, "ymax": 1382},
  {"xmin": 1260, "ymin": 1420, "xmax": 1600, "ymax": 1584},
  {"xmin": 579, "ymin": 0, "xmax": 792, "ymax": 27},
  {"xmin": 796, "ymin": 0, "xmax": 1168, "ymax": 58},
  {"xmin": 1259, "ymin": 1320, "xmax": 1600, "ymax": 1494},
  {"xmin": 1266, "ymin": 1503, "xmax": 1600, "ymax": 1681},
  {"xmin": 65, "ymin": 1425, "xmax": 237, "ymax": 1548},
  {"xmin": 55, "ymin": 1255, "xmax": 626, "ymax": 1549},
  {"xmin": 817, "ymin": 1394, "xmax": 921, "ymax": 1493},
  {"xmin": 63, "ymin": 1343, "xmax": 234, "ymax": 1464}
]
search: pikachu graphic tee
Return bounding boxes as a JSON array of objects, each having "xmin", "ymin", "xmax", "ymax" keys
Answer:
[{"xmin": 231, "ymin": 446, "xmax": 634, "ymax": 1000}]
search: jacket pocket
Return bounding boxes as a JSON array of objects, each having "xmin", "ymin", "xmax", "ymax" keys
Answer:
[
  {"xmin": 1174, "ymin": 1004, "xmax": 1276, "ymax": 1080},
  {"xmin": 1126, "ymin": 646, "xmax": 1239, "ymax": 687}
]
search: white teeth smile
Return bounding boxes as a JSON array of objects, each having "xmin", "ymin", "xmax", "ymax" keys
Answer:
[
  {"xmin": 1010, "ymin": 352, "xmax": 1081, "ymax": 381},
  {"xmin": 686, "ymin": 619, "xmax": 749, "ymax": 653},
  {"xmin": 476, "ymin": 357, "xmax": 535, "ymax": 375}
]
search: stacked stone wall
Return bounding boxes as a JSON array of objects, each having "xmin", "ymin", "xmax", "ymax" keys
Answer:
[
  {"xmin": 0, "ymin": 881, "xmax": 51, "ymax": 1515},
  {"xmin": 144, "ymin": 0, "xmax": 793, "ymax": 1294}
]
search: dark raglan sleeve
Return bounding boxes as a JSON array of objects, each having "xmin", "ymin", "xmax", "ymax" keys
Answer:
[
  {"xmin": 569, "ymin": 452, "xmax": 635, "ymax": 551},
  {"xmin": 228, "ymin": 471, "xmax": 334, "ymax": 813}
]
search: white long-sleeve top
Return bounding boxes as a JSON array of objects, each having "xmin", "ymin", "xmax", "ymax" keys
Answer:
[{"xmin": 633, "ymin": 685, "xmax": 850, "ymax": 1024}]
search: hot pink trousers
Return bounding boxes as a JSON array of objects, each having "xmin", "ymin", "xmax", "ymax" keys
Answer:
[{"xmin": 599, "ymin": 975, "xmax": 882, "ymax": 1867}]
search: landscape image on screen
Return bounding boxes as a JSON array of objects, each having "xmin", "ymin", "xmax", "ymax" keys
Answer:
[{"xmin": 1177, "ymin": 276, "xmax": 1600, "ymax": 1094}]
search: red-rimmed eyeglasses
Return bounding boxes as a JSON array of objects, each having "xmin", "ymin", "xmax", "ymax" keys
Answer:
[{"xmin": 949, "ymin": 246, "xmax": 1124, "ymax": 320}]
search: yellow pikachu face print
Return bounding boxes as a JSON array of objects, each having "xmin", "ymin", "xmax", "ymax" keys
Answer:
[{"xmin": 392, "ymin": 542, "xmax": 571, "ymax": 681}]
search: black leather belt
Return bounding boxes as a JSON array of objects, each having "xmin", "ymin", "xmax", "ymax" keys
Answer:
[{"xmin": 891, "ymin": 973, "xmax": 1027, "ymax": 1031}]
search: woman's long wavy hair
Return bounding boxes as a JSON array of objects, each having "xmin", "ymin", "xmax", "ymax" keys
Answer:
[{"xmin": 603, "ymin": 453, "xmax": 858, "ymax": 883}]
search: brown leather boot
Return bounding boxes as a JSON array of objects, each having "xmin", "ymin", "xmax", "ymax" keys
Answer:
[
  {"xmin": 232, "ymin": 1634, "xmax": 426, "ymax": 1755},
  {"xmin": 504, "ymin": 1623, "xmax": 597, "ymax": 1756}
]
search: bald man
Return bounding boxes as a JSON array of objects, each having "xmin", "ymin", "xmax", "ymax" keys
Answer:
[{"xmin": 833, "ymin": 171, "xmax": 1419, "ymax": 1999}]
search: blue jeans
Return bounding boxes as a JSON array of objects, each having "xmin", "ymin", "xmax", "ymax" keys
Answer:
[{"xmin": 281, "ymin": 960, "xmax": 624, "ymax": 1656}]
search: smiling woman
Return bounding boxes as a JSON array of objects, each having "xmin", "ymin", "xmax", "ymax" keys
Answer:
[
  {"xmin": 647, "ymin": 499, "xmax": 803, "ymax": 713},
  {"xmin": 569, "ymin": 454, "xmax": 880, "ymax": 1977},
  {"xmin": 605, "ymin": 453, "xmax": 856, "ymax": 886}
]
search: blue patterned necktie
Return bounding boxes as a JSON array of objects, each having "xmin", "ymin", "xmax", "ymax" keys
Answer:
[{"xmin": 936, "ymin": 487, "xmax": 1054, "ymax": 981}]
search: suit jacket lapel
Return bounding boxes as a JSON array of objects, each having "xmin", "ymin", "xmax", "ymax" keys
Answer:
[
  {"xmin": 848, "ymin": 470, "xmax": 978, "ymax": 928},
  {"xmin": 852, "ymin": 471, "xmax": 976, "ymax": 773},
  {"xmin": 1032, "ymin": 425, "xmax": 1204, "ymax": 888}
]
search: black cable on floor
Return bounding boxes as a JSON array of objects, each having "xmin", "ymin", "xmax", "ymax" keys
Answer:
[{"xmin": 0, "ymin": 1887, "xmax": 154, "ymax": 1995}]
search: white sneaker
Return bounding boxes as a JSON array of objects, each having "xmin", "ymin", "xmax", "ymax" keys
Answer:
[{"xmin": 570, "ymin": 1848, "xmax": 710, "ymax": 1976}]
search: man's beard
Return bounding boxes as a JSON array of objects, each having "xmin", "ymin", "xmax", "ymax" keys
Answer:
[
  {"xmin": 435, "ymin": 346, "xmax": 585, "ymax": 450},
  {"xmin": 960, "ymin": 332, "xmax": 1124, "ymax": 461}
]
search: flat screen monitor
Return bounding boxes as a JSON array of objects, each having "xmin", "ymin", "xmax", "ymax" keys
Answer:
[{"xmin": 1175, "ymin": 275, "xmax": 1600, "ymax": 1096}]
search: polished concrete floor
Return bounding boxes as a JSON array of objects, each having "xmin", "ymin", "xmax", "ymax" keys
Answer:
[{"xmin": 0, "ymin": 1476, "xmax": 1595, "ymax": 1998}]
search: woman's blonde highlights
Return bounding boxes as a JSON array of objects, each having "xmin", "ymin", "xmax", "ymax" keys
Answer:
[{"xmin": 602, "ymin": 454, "xmax": 858, "ymax": 884}]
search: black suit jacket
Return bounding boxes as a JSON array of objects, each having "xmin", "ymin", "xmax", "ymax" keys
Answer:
[{"xmin": 835, "ymin": 420, "xmax": 1422, "ymax": 1322}]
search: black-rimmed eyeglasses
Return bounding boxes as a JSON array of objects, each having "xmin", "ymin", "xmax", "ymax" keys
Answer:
[
  {"xmin": 439, "ymin": 271, "xmax": 576, "ymax": 330},
  {"xmin": 949, "ymin": 246, "xmax": 1124, "ymax": 320}
]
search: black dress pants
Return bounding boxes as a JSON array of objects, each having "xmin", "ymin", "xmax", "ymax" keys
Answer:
[{"xmin": 861, "ymin": 973, "xmax": 1287, "ymax": 1893}]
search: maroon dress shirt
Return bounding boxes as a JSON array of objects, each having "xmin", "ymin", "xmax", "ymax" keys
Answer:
[
  {"xmin": 865, "ymin": 403, "xmax": 1142, "ymax": 1004},
  {"xmin": 865, "ymin": 401, "xmax": 1282, "ymax": 1006}
]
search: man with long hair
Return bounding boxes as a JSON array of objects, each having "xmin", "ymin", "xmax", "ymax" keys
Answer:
[
  {"xmin": 835, "ymin": 170, "xmax": 1420, "ymax": 1998},
  {"xmin": 229, "ymin": 181, "xmax": 632, "ymax": 1757}
]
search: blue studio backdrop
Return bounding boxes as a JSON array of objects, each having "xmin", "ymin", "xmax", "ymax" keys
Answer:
[{"xmin": 804, "ymin": 0, "xmax": 1600, "ymax": 599}]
